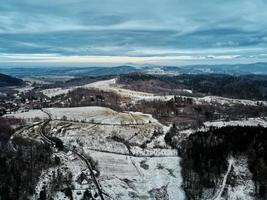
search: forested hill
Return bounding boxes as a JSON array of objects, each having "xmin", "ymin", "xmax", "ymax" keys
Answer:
[
  {"xmin": 118, "ymin": 73, "xmax": 267, "ymax": 100},
  {"xmin": 0, "ymin": 73, "xmax": 24, "ymax": 87},
  {"xmin": 179, "ymin": 126, "xmax": 267, "ymax": 199}
]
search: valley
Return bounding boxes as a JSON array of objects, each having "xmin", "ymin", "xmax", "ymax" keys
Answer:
[
  {"xmin": 2, "ymin": 1, "xmax": 267, "ymax": 199},
  {"xmin": 1, "ymin": 70, "xmax": 267, "ymax": 200}
]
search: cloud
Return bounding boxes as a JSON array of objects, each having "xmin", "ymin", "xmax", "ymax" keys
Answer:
[{"xmin": 0, "ymin": 0, "xmax": 267, "ymax": 64}]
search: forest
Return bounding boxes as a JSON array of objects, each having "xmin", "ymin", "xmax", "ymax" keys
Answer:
[
  {"xmin": 175, "ymin": 126, "xmax": 267, "ymax": 199},
  {"xmin": 0, "ymin": 118, "xmax": 56, "ymax": 200},
  {"xmin": 118, "ymin": 73, "xmax": 267, "ymax": 100}
]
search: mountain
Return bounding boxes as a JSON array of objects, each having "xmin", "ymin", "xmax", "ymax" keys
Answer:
[
  {"xmin": 73, "ymin": 65, "xmax": 141, "ymax": 76},
  {"xmin": 0, "ymin": 66, "xmax": 141, "ymax": 77},
  {"xmin": 155, "ymin": 62, "xmax": 267, "ymax": 75},
  {"xmin": 0, "ymin": 62, "xmax": 266, "ymax": 77},
  {"xmin": 0, "ymin": 73, "xmax": 24, "ymax": 87},
  {"xmin": 118, "ymin": 73, "xmax": 267, "ymax": 100}
]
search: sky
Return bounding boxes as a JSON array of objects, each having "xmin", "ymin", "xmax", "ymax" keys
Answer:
[{"xmin": 1, "ymin": 0, "xmax": 267, "ymax": 66}]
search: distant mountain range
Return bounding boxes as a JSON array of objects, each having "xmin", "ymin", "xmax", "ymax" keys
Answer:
[
  {"xmin": 0, "ymin": 73, "xmax": 24, "ymax": 87},
  {"xmin": 0, "ymin": 62, "xmax": 266, "ymax": 77},
  {"xmin": 160, "ymin": 62, "xmax": 267, "ymax": 75},
  {"xmin": 143, "ymin": 62, "xmax": 267, "ymax": 75},
  {"xmin": 0, "ymin": 66, "xmax": 140, "ymax": 77}
]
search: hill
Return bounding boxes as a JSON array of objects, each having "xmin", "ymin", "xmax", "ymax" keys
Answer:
[
  {"xmin": 118, "ymin": 73, "xmax": 267, "ymax": 100},
  {"xmin": 0, "ymin": 66, "xmax": 141, "ymax": 77},
  {"xmin": 0, "ymin": 73, "xmax": 24, "ymax": 87}
]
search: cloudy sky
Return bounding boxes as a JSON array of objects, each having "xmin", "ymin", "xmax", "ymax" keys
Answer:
[{"xmin": 1, "ymin": 0, "xmax": 267, "ymax": 65}]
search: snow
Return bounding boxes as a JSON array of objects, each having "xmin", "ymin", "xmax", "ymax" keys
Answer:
[
  {"xmin": 32, "ymin": 151, "xmax": 97, "ymax": 200},
  {"xmin": 146, "ymin": 134, "xmax": 170, "ymax": 149},
  {"xmin": 205, "ymin": 155, "xmax": 256, "ymax": 200},
  {"xmin": 195, "ymin": 95, "xmax": 267, "ymax": 107},
  {"xmin": 204, "ymin": 117, "xmax": 267, "ymax": 128},
  {"xmin": 23, "ymin": 75, "xmax": 74, "ymax": 85},
  {"xmin": 4, "ymin": 106, "xmax": 163, "ymax": 126},
  {"xmin": 45, "ymin": 105, "xmax": 183, "ymax": 199},
  {"xmin": 212, "ymin": 157, "xmax": 234, "ymax": 200},
  {"xmin": 41, "ymin": 78, "xmax": 174, "ymax": 102},
  {"xmin": 41, "ymin": 78, "xmax": 117, "ymax": 98},
  {"xmin": 4, "ymin": 109, "xmax": 48, "ymax": 122},
  {"xmin": 9, "ymin": 77, "xmax": 266, "ymax": 199},
  {"xmin": 135, "ymin": 94, "xmax": 267, "ymax": 107},
  {"xmin": 42, "ymin": 87, "xmax": 72, "ymax": 97},
  {"xmin": 45, "ymin": 106, "xmax": 158, "ymax": 125},
  {"xmin": 130, "ymin": 146, "xmax": 177, "ymax": 157},
  {"xmin": 47, "ymin": 106, "xmax": 172, "ymax": 156},
  {"xmin": 173, "ymin": 118, "xmax": 267, "ymax": 143},
  {"xmin": 32, "ymin": 167, "xmax": 57, "ymax": 200},
  {"xmin": 85, "ymin": 78, "xmax": 116, "ymax": 87},
  {"xmin": 206, "ymin": 155, "xmax": 255, "ymax": 200},
  {"xmin": 226, "ymin": 156, "xmax": 255, "ymax": 200},
  {"xmin": 14, "ymin": 85, "xmax": 34, "ymax": 93},
  {"xmin": 51, "ymin": 119, "xmax": 168, "ymax": 155},
  {"xmin": 0, "ymin": 91, "xmax": 7, "ymax": 96},
  {"xmin": 88, "ymin": 79, "xmax": 176, "ymax": 102},
  {"xmin": 87, "ymin": 150, "xmax": 185, "ymax": 200},
  {"xmin": 128, "ymin": 111, "xmax": 160, "ymax": 124},
  {"xmin": 182, "ymin": 89, "xmax": 193, "ymax": 94},
  {"xmin": 52, "ymin": 192, "xmax": 69, "ymax": 200},
  {"xmin": 41, "ymin": 78, "xmax": 267, "ymax": 110}
]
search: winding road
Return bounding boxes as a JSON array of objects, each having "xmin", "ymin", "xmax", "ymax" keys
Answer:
[{"xmin": 39, "ymin": 109, "xmax": 105, "ymax": 200}]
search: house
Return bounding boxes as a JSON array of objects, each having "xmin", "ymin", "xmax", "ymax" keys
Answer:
[{"xmin": 76, "ymin": 172, "xmax": 90, "ymax": 185}]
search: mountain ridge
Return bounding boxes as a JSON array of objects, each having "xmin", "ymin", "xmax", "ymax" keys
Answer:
[{"xmin": 0, "ymin": 73, "xmax": 24, "ymax": 87}]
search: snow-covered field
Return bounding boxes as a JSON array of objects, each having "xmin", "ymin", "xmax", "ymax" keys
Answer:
[
  {"xmin": 5, "ymin": 75, "xmax": 267, "ymax": 200},
  {"xmin": 87, "ymin": 150, "xmax": 185, "ymax": 200},
  {"xmin": 4, "ymin": 106, "xmax": 160, "ymax": 125},
  {"xmin": 42, "ymin": 79, "xmax": 118, "ymax": 98},
  {"xmin": 42, "ymin": 78, "xmax": 267, "ymax": 109},
  {"xmin": 195, "ymin": 95, "xmax": 267, "ymax": 107},
  {"xmin": 8, "ymin": 79, "xmax": 266, "ymax": 199},
  {"xmin": 13, "ymin": 85, "xmax": 34, "ymax": 93},
  {"xmin": 46, "ymin": 106, "xmax": 158, "ymax": 125},
  {"xmin": 42, "ymin": 87, "xmax": 72, "ymax": 97},
  {"xmin": 4, "ymin": 109, "xmax": 48, "ymax": 123},
  {"xmin": 41, "ymin": 78, "xmax": 174, "ymax": 102},
  {"xmin": 50, "ymin": 109, "xmax": 170, "ymax": 155},
  {"xmin": 204, "ymin": 117, "xmax": 267, "ymax": 128},
  {"xmin": 43, "ymin": 105, "xmax": 183, "ymax": 199}
]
